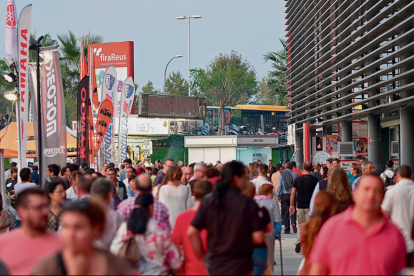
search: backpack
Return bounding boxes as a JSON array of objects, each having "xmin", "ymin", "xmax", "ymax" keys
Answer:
[{"xmin": 382, "ymin": 173, "xmax": 395, "ymax": 188}]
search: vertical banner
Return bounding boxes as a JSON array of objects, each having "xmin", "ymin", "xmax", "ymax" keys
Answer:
[
  {"xmin": 112, "ymin": 83, "xmax": 118, "ymax": 164},
  {"xmin": 101, "ymin": 66, "xmax": 116, "ymax": 164},
  {"xmin": 28, "ymin": 63, "xmax": 39, "ymax": 161},
  {"xmin": 118, "ymin": 77, "xmax": 135, "ymax": 164},
  {"xmin": 40, "ymin": 48, "xmax": 67, "ymax": 178},
  {"xmin": 5, "ymin": 0, "xmax": 18, "ymax": 59},
  {"xmin": 17, "ymin": 4, "xmax": 32, "ymax": 170},
  {"xmin": 304, "ymin": 123, "xmax": 310, "ymax": 162},
  {"xmin": 95, "ymin": 99, "xmax": 114, "ymax": 154},
  {"xmin": 87, "ymin": 100, "xmax": 94, "ymax": 165},
  {"xmin": 88, "ymin": 46, "xmax": 98, "ymax": 168},
  {"xmin": 77, "ymin": 76, "xmax": 89, "ymax": 167}
]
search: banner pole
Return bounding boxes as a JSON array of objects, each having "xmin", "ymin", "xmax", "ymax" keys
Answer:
[
  {"xmin": 0, "ymin": 149, "xmax": 7, "ymax": 211},
  {"xmin": 36, "ymin": 38, "xmax": 43, "ymax": 186}
]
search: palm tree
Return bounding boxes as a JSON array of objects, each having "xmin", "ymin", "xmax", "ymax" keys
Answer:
[
  {"xmin": 263, "ymin": 39, "xmax": 288, "ymax": 106},
  {"xmin": 57, "ymin": 30, "xmax": 103, "ymax": 98},
  {"xmin": 57, "ymin": 31, "xmax": 103, "ymax": 125}
]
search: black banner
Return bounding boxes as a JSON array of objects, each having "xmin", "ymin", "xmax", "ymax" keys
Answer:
[{"xmin": 77, "ymin": 76, "xmax": 90, "ymax": 166}]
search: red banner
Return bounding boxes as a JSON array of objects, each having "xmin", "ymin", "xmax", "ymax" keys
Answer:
[
  {"xmin": 95, "ymin": 99, "xmax": 113, "ymax": 154},
  {"xmin": 79, "ymin": 41, "xmax": 87, "ymax": 81}
]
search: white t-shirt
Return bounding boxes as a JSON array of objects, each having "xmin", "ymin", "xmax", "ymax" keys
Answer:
[
  {"xmin": 14, "ymin": 182, "xmax": 38, "ymax": 220},
  {"xmin": 381, "ymin": 179, "xmax": 414, "ymax": 252},
  {"xmin": 158, "ymin": 184, "xmax": 191, "ymax": 228},
  {"xmin": 66, "ymin": 186, "xmax": 78, "ymax": 200},
  {"xmin": 251, "ymin": 176, "xmax": 273, "ymax": 195},
  {"xmin": 14, "ymin": 182, "xmax": 37, "ymax": 197}
]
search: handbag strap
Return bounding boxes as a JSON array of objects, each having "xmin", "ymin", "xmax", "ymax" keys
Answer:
[{"xmin": 57, "ymin": 252, "xmax": 67, "ymax": 276}]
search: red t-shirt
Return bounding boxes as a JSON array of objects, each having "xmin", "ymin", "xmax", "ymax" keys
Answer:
[
  {"xmin": 292, "ymin": 168, "xmax": 302, "ymax": 176},
  {"xmin": 172, "ymin": 209, "xmax": 208, "ymax": 275}
]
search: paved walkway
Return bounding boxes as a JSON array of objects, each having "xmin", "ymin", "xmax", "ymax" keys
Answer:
[{"xmin": 273, "ymin": 233, "xmax": 303, "ymax": 275}]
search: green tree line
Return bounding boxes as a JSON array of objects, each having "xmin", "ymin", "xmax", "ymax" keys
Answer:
[{"xmin": 0, "ymin": 31, "xmax": 288, "ymax": 128}]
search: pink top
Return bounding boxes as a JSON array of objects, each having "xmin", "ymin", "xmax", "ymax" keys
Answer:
[
  {"xmin": 310, "ymin": 206, "xmax": 406, "ymax": 275},
  {"xmin": 0, "ymin": 229, "xmax": 62, "ymax": 275}
]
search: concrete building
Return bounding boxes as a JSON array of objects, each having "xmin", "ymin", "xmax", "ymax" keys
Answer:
[{"xmin": 285, "ymin": 0, "xmax": 414, "ymax": 172}]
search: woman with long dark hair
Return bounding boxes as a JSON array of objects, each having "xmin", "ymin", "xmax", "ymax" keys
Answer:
[
  {"xmin": 111, "ymin": 194, "xmax": 181, "ymax": 275},
  {"xmin": 299, "ymin": 191, "xmax": 338, "ymax": 275}
]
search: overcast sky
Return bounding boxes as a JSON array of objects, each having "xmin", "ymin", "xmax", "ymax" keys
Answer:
[{"xmin": 0, "ymin": 0, "xmax": 287, "ymax": 91}]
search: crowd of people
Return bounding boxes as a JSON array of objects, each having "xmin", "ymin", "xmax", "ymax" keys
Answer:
[{"xmin": 0, "ymin": 156, "xmax": 413, "ymax": 275}]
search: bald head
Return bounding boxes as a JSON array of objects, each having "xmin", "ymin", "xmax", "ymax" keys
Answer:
[
  {"xmin": 303, "ymin": 161, "xmax": 312, "ymax": 172},
  {"xmin": 134, "ymin": 174, "xmax": 152, "ymax": 193},
  {"xmin": 216, "ymin": 163, "xmax": 224, "ymax": 172},
  {"xmin": 353, "ymin": 174, "xmax": 384, "ymax": 214},
  {"xmin": 183, "ymin": 167, "xmax": 193, "ymax": 183}
]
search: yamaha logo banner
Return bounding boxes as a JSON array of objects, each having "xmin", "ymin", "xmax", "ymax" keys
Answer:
[
  {"xmin": 40, "ymin": 48, "xmax": 67, "ymax": 177},
  {"xmin": 17, "ymin": 5, "xmax": 31, "ymax": 171}
]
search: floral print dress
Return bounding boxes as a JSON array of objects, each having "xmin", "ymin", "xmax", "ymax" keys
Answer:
[{"xmin": 111, "ymin": 219, "xmax": 182, "ymax": 275}]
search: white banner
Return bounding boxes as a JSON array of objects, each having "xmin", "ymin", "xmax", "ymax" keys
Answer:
[
  {"xmin": 118, "ymin": 77, "xmax": 135, "ymax": 164},
  {"xmin": 101, "ymin": 66, "xmax": 116, "ymax": 164},
  {"xmin": 17, "ymin": 5, "xmax": 32, "ymax": 170},
  {"xmin": 5, "ymin": 0, "xmax": 17, "ymax": 59}
]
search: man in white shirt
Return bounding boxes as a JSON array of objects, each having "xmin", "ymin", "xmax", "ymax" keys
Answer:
[
  {"xmin": 91, "ymin": 178, "xmax": 123, "ymax": 251},
  {"xmin": 14, "ymin": 168, "xmax": 37, "ymax": 227},
  {"xmin": 66, "ymin": 171, "xmax": 83, "ymax": 200},
  {"xmin": 251, "ymin": 164, "xmax": 273, "ymax": 195},
  {"xmin": 123, "ymin": 167, "xmax": 135, "ymax": 189},
  {"xmin": 382, "ymin": 165, "xmax": 414, "ymax": 263}
]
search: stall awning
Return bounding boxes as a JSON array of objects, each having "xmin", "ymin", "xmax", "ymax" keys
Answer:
[{"xmin": 0, "ymin": 122, "xmax": 77, "ymax": 158}]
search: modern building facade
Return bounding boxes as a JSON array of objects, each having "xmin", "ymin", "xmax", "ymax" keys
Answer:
[{"xmin": 285, "ymin": 0, "xmax": 414, "ymax": 172}]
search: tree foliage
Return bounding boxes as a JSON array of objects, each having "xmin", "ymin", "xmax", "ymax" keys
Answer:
[
  {"xmin": 192, "ymin": 50, "xmax": 257, "ymax": 134},
  {"xmin": 260, "ymin": 39, "xmax": 289, "ymax": 106},
  {"xmin": 164, "ymin": 71, "xmax": 189, "ymax": 96},
  {"xmin": 57, "ymin": 31, "xmax": 103, "ymax": 125},
  {"xmin": 140, "ymin": 81, "xmax": 160, "ymax": 95}
]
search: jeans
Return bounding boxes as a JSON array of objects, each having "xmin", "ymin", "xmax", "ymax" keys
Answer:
[
  {"xmin": 252, "ymin": 248, "xmax": 268, "ymax": 275},
  {"xmin": 281, "ymin": 194, "xmax": 296, "ymax": 232},
  {"xmin": 295, "ymin": 208, "xmax": 310, "ymax": 245}
]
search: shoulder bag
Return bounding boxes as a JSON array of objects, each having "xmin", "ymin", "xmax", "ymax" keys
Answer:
[{"xmin": 117, "ymin": 235, "xmax": 140, "ymax": 265}]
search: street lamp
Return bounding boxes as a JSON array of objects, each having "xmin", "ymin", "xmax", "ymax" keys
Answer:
[
  {"xmin": 177, "ymin": 15, "xmax": 202, "ymax": 96},
  {"xmin": 164, "ymin": 55, "xmax": 183, "ymax": 94},
  {"xmin": 3, "ymin": 90, "xmax": 18, "ymax": 101},
  {"xmin": 2, "ymin": 73, "xmax": 16, "ymax": 83}
]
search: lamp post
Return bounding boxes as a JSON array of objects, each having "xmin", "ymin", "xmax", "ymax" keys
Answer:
[
  {"xmin": 29, "ymin": 35, "xmax": 44, "ymax": 185},
  {"xmin": 177, "ymin": 15, "xmax": 202, "ymax": 96},
  {"xmin": 164, "ymin": 55, "xmax": 183, "ymax": 94}
]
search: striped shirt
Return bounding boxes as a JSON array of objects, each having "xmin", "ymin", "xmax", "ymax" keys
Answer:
[{"xmin": 116, "ymin": 195, "xmax": 171, "ymax": 230}]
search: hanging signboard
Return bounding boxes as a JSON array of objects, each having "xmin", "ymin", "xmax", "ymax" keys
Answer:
[{"xmin": 138, "ymin": 94, "xmax": 207, "ymax": 119}]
